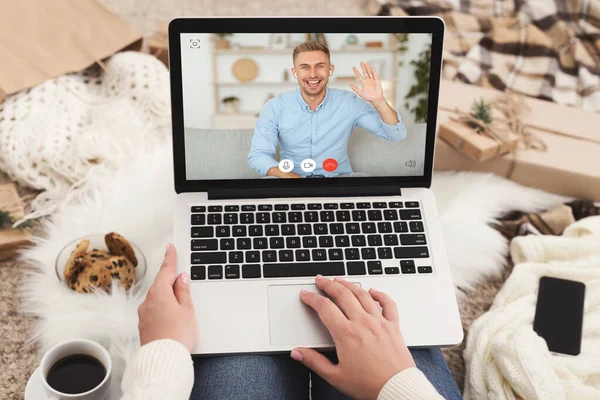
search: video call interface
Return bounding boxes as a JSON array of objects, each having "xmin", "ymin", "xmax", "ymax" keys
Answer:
[{"xmin": 180, "ymin": 32, "xmax": 432, "ymax": 180}]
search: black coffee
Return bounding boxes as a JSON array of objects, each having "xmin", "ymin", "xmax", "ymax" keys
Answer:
[{"xmin": 46, "ymin": 354, "xmax": 106, "ymax": 394}]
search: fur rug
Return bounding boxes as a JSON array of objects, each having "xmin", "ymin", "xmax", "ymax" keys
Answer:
[{"xmin": 18, "ymin": 142, "xmax": 566, "ymax": 397}]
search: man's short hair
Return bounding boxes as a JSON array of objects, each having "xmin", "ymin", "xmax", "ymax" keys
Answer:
[{"xmin": 293, "ymin": 41, "xmax": 330, "ymax": 64}]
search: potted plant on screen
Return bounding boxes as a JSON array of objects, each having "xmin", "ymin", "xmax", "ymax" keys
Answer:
[{"xmin": 214, "ymin": 33, "xmax": 233, "ymax": 49}]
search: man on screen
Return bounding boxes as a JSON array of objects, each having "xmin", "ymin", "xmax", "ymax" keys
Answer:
[{"xmin": 247, "ymin": 40, "xmax": 407, "ymax": 178}]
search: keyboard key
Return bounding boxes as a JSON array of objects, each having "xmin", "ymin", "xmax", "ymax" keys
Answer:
[
  {"xmin": 389, "ymin": 202, "xmax": 403, "ymax": 208},
  {"xmin": 361, "ymin": 222, "xmax": 376, "ymax": 233},
  {"xmin": 384, "ymin": 210, "xmax": 398, "ymax": 221},
  {"xmin": 418, "ymin": 266, "xmax": 433, "ymax": 274},
  {"xmin": 384, "ymin": 234, "xmax": 399, "ymax": 246},
  {"xmin": 368, "ymin": 210, "xmax": 383, "ymax": 221},
  {"xmin": 191, "ymin": 252, "xmax": 226, "ymax": 264},
  {"xmin": 258, "ymin": 204, "xmax": 272, "ymax": 211},
  {"xmin": 357, "ymin": 202, "xmax": 371, "ymax": 209},
  {"xmin": 401, "ymin": 265, "xmax": 416, "ymax": 274},
  {"xmin": 373, "ymin": 202, "xmax": 387, "ymax": 208},
  {"xmin": 351, "ymin": 235, "xmax": 366, "ymax": 247},
  {"xmin": 319, "ymin": 236, "xmax": 334, "ymax": 247},
  {"xmin": 400, "ymin": 209, "xmax": 422, "ymax": 220},
  {"xmin": 220, "ymin": 238, "xmax": 234, "ymax": 250},
  {"xmin": 296, "ymin": 249, "xmax": 310, "ymax": 261},
  {"xmin": 304, "ymin": 211, "xmax": 319, "ymax": 223},
  {"xmin": 409, "ymin": 221, "xmax": 425, "ymax": 232},
  {"xmin": 341, "ymin": 203, "xmax": 355, "ymax": 209},
  {"xmin": 367, "ymin": 235, "xmax": 382, "ymax": 247},
  {"xmin": 286, "ymin": 237, "xmax": 301, "ymax": 248},
  {"xmin": 229, "ymin": 252, "xmax": 243, "ymax": 263},
  {"xmin": 320, "ymin": 211, "xmax": 334, "ymax": 222},
  {"xmin": 385, "ymin": 267, "xmax": 400, "ymax": 274},
  {"xmin": 192, "ymin": 227, "xmax": 213, "ymax": 238},
  {"xmin": 262, "ymin": 250, "xmax": 277, "ymax": 262},
  {"xmin": 249, "ymin": 225, "xmax": 263, "ymax": 236},
  {"xmin": 352, "ymin": 210, "xmax": 366, "ymax": 221},
  {"xmin": 236, "ymin": 238, "xmax": 251, "ymax": 250},
  {"xmin": 208, "ymin": 214, "xmax": 222, "ymax": 225},
  {"xmin": 361, "ymin": 248, "xmax": 376, "ymax": 259},
  {"xmin": 275, "ymin": 204, "xmax": 289, "ymax": 211},
  {"xmin": 335, "ymin": 236, "xmax": 350, "ymax": 247},
  {"xmin": 191, "ymin": 265, "xmax": 206, "ymax": 280},
  {"xmin": 367, "ymin": 261, "xmax": 383, "ymax": 274},
  {"xmin": 400, "ymin": 260, "xmax": 415, "ymax": 268},
  {"xmin": 273, "ymin": 212, "xmax": 287, "ymax": 223},
  {"xmin": 246, "ymin": 251, "xmax": 260, "ymax": 263},
  {"xmin": 257, "ymin": 213, "xmax": 270, "ymax": 223},
  {"xmin": 336, "ymin": 211, "xmax": 351, "ymax": 222},
  {"xmin": 191, "ymin": 206, "xmax": 206, "ymax": 212},
  {"xmin": 298, "ymin": 224, "xmax": 312, "ymax": 235},
  {"xmin": 345, "ymin": 223, "xmax": 360, "ymax": 234},
  {"xmin": 208, "ymin": 265, "xmax": 223, "ymax": 279},
  {"xmin": 191, "ymin": 214, "xmax": 205, "ymax": 225},
  {"xmin": 324, "ymin": 203, "xmax": 338, "ymax": 209},
  {"xmin": 405, "ymin": 201, "xmax": 419, "ymax": 208},
  {"xmin": 241, "ymin": 213, "xmax": 254, "ymax": 224},
  {"xmin": 208, "ymin": 206, "xmax": 223, "ymax": 212},
  {"xmin": 314, "ymin": 224, "xmax": 328, "ymax": 235},
  {"xmin": 225, "ymin": 205, "xmax": 239, "ymax": 212},
  {"xmin": 312, "ymin": 249, "xmax": 327, "ymax": 261},
  {"xmin": 328, "ymin": 248, "xmax": 343, "ymax": 260},
  {"xmin": 253, "ymin": 237, "xmax": 268, "ymax": 249},
  {"xmin": 279, "ymin": 250, "xmax": 294, "ymax": 262},
  {"xmin": 303, "ymin": 236, "xmax": 317, "ymax": 248},
  {"xmin": 291, "ymin": 204, "xmax": 306, "ymax": 210},
  {"xmin": 216, "ymin": 226, "xmax": 230, "ymax": 237},
  {"xmin": 347, "ymin": 261, "xmax": 366, "ymax": 275},
  {"xmin": 225, "ymin": 265, "xmax": 240, "ymax": 279},
  {"xmin": 241, "ymin": 205, "xmax": 256, "ymax": 211},
  {"xmin": 394, "ymin": 222, "xmax": 409, "ymax": 233},
  {"xmin": 265, "ymin": 225, "xmax": 279, "ymax": 236},
  {"xmin": 270, "ymin": 237, "xmax": 284, "ymax": 248},
  {"xmin": 242, "ymin": 264, "xmax": 261, "ymax": 278},
  {"xmin": 263, "ymin": 262, "xmax": 345, "ymax": 278},
  {"xmin": 191, "ymin": 239, "xmax": 217, "ymax": 251},
  {"xmin": 377, "ymin": 222, "xmax": 392, "ymax": 233},
  {"xmin": 288, "ymin": 212, "xmax": 303, "ymax": 223},
  {"xmin": 330, "ymin": 223, "xmax": 344, "ymax": 234},
  {"xmin": 394, "ymin": 246, "xmax": 429, "ymax": 258},
  {"xmin": 308, "ymin": 203, "xmax": 322, "ymax": 210},
  {"xmin": 345, "ymin": 248, "xmax": 360, "ymax": 260},
  {"xmin": 282, "ymin": 224, "xmax": 296, "ymax": 236},
  {"xmin": 232, "ymin": 226, "xmax": 247, "ymax": 237},
  {"xmin": 400, "ymin": 234, "xmax": 427, "ymax": 245},
  {"xmin": 377, "ymin": 247, "xmax": 393, "ymax": 259}
]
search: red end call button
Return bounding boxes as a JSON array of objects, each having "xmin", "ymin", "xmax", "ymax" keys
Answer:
[{"xmin": 322, "ymin": 158, "xmax": 338, "ymax": 172}]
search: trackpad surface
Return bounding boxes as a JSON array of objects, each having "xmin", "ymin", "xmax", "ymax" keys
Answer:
[{"xmin": 267, "ymin": 284, "xmax": 334, "ymax": 346}]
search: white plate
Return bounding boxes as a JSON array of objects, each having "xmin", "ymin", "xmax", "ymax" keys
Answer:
[{"xmin": 25, "ymin": 367, "xmax": 48, "ymax": 400}]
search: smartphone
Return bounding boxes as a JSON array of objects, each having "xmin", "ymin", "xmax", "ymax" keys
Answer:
[{"xmin": 533, "ymin": 276, "xmax": 585, "ymax": 356}]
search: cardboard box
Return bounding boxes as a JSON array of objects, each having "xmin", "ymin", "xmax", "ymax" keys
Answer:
[
  {"xmin": 435, "ymin": 80, "xmax": 600, "ymax": 200},
  {"xmin": 149, "ymin": 23, "xmax": 169, "ymax": 67},
  {"xmin": 0, "ymin": 0, "xmax": 142, "ymax": 103},
  {"xmin": 0, "ymin": 183, "xmax": 32, "ymax": 261}
]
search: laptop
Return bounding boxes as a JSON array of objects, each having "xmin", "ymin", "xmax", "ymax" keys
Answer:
[{"xmin": 168, "ymin": 17, "xmax": 463, "ymax": 355}]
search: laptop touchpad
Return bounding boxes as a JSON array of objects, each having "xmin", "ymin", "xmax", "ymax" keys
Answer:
[{"xmin": 267, "ymin": 284, "xmax": 335, "ymax": 346}]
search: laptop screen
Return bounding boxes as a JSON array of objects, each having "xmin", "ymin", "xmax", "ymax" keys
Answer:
[{"xmin": 180, "ymin": 33, "xmax": 433, "ymax": 181}]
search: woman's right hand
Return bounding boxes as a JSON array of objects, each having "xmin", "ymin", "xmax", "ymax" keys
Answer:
[{"xmin": 291, "ymin": 275, "xmax": 416, "ymax": 400}]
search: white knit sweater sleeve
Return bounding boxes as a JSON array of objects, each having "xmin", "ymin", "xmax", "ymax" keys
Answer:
[
  {"xmin": 120, "ymin": 339, "xmax": 194, "ymax": 400},
  {"xmin": 378, "ymin": 367, "xmax": 445, "ymax": 400}
]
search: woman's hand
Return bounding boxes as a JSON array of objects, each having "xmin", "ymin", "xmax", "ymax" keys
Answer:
[
  {"xmin": 291, "ymin": 275, "xmax": 415, "ymax": 400},
  {"xmin": 138, "ymin": 244, "xmax": 199, "ymax": 352}
]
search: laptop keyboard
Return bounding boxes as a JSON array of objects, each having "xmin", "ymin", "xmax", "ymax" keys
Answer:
[{"xmin": 189, "ymin": 201, "xmax": 433, "ymax": 280}]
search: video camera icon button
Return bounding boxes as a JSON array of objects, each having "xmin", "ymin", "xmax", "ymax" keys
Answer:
[
  {"xmin": 301, "ymin": 159, "xmax": 316, "ymax": 173},
  {"xmin": 278, "ymin": 159, "xmax": 294, "ymax": 173}
]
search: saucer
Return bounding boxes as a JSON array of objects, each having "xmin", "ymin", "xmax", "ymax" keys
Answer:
[{"xmin": 25, "ymin": 367, "xmax": 47, "ymax": 400}]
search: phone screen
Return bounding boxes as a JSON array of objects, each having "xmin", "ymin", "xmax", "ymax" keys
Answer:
[{"xmin": 533, "ymin": 276, "xmax": 585, "ymax": 356}]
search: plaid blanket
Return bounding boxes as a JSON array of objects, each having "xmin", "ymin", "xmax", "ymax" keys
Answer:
[{"xmin": 368, "ymin": 0, "xmax": 600, "ymax": 111}]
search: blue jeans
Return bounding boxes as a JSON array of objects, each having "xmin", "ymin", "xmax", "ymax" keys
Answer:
[{"xmin": 190, "ymin": 348, "xmax": 462, "ymax": 399}]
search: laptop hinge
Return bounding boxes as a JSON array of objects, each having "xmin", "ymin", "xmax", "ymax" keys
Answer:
[{"xmin": 208, "ymin": 186, "xmax": 401, "ymax": 200}]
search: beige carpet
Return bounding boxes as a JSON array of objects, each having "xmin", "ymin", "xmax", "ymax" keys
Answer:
[{"xmin": 1, "ymin": 1, "xmax": 512, "ymax": 398}]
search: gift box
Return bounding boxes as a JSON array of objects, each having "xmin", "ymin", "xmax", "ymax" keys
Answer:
[
  {"xmin": 435, "ymin": 80, "xmax": 600, "ymax": 200},
  {"xmin": 148, "ymin": 23, "xmax": 169, "ymax": 67}
]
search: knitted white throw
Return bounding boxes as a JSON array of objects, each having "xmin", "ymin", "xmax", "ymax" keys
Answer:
[
  {"xmin": 0, "ymin": 52, "xmax": 171, "ymax": 224},
  {"xmin": 463, "ymin": 216, "xmax": 600, "ymax": 400}
]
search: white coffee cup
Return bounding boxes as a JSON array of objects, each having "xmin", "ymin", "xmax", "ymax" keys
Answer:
[{"xmin": 39, "ymin": 339, "xmax": 112, "ymax": 400}]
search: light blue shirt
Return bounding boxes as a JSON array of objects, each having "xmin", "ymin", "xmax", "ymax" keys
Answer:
[{"xmin": 248, "ymin": 87, "xmax": 407, "ymax": 177}]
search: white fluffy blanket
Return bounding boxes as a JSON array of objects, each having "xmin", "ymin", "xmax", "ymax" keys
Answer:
[{"xmin": 463, "ymin": 216, "xmax": 600, "ymax": 400}]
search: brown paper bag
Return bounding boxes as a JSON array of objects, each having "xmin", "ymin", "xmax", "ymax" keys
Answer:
[{"xmin": 0, "ymin": 0, "xmax": 142, "ymax": 103}]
